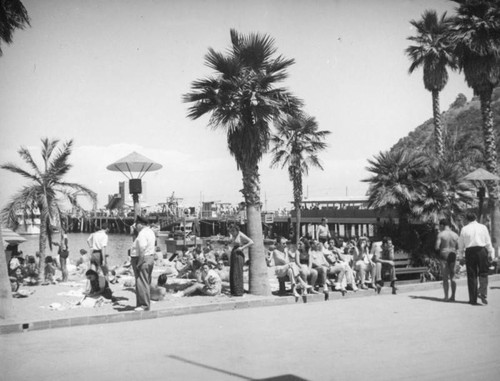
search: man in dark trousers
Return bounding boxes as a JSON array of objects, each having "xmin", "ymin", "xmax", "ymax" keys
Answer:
[
  {"xmin": 131, "ymin": 216, "xmax": 156, "ymax": 311},
  {"xmin": 458, "ymin": 212, "xmax": 493, "ymax": 305}
]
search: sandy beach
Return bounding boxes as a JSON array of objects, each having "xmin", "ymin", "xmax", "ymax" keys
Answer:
[{"xmin": 2, "ymin": 265, "xmax": 281, "ymax": 325}]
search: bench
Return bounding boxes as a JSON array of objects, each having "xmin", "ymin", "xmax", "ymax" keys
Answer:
[{"xmin": 382, "ymin": 251, "xmax": 428, "ymax": 282}]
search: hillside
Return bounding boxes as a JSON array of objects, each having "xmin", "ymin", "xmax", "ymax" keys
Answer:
[{"xmin": 391, "ymin": 87, "xmax": 500, "ymax": 167}]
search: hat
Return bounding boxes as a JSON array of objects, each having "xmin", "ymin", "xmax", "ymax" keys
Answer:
[
  {"xmin": 80, "ymin": 249, "xmax": 88, "ymax": 255},
  {"xmin": 135, "ymin": 215, "xmax": 149, "ymax": 225}
]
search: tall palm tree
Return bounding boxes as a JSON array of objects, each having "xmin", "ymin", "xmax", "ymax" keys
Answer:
[
  {"xmin": 450, "ymin": 0, "xmax": 500, "ymax": 250},
  {"xmin": 364, "ymin": 149, "xmax": 428, "ymax": 221},
  {"xmin": 0, "ymin": 0, "xmax": 30, "ymax": 56},
  {"xmin": 270, "ymin": 114, "xmax": 330, "ymax": 244},
  {"xmin": 184, "ymin": 29, "xmax": 302, "ymax": 295},
  {"xmin": 406, "ymin": 10, "xmax": 457, "ymax": 159},
  {"xmin": 1, "ymin": 138, "xmax": 96, "ymax": 280}
]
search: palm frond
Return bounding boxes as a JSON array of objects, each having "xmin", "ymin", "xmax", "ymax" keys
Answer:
[
  {"xmin": 17, "ymin": 146, "xmax": 41, "ymax": 176},
  {"xmin": 0, "ymin": 162, "xmax": 40, "ymax": 182}
]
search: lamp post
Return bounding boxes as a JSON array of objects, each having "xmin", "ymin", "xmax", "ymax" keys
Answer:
[{"xmin": 106, "ymin": 152, "xmax": 162, "ymax": 219}]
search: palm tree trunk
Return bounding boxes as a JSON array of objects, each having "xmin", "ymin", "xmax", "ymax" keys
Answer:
[
  {"xmin": 38, "ymin": 217, "xmax": 48, "ymax": 281},
  {"xmin": 432, "ymin": 89, "xmax": 444, "ymax": 160},
  {"xmin": 292, "ymin": 171, "xmax": 303, "ymax": 245},
  {"xmin": 0, "ymin": 227, "xmax": 13, "ymax": 318},
  {"xmin": 241, "ymin": 164, "xmax": 271, "ymax": 296},
  {"xmin": 480, "ymin": 91, "xmax": 498, "ymax": 174},
  {"xmin": 480, "ymin": 90, "xmax": 500, "ymax": 257}
]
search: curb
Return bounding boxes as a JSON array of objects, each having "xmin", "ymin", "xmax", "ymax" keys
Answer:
[{"xmin": 2, "ymin": 274, "xmax": 499, "ymax": 335}]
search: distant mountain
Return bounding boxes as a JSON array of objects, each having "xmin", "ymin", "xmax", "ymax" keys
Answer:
[{"xmin": 391, "ymin": 87, "xmax": 500, "ymax": 170}]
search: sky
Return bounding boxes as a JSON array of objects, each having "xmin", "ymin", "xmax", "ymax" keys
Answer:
[{"xmin": 0, "ymin": 0, "xmax": 474, "ymax": 212}]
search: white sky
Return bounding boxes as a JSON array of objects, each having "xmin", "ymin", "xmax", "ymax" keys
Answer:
[{"xmin": 0, "ymin": 0, "xmax": 473, "ymax": 211}]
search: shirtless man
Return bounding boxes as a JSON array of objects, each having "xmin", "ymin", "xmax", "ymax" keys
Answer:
[{"xmin": 435, "ymin": 219, "xmax": 459, "ymax": 301}]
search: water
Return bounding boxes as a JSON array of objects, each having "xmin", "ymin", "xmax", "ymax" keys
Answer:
[{"xmin": 18, "ymin": 233, "xmax": 139, "ymax": 268}]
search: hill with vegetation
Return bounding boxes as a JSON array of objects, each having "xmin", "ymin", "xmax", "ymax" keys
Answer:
[{"xmin": 391, "ymin": 87, "xmax": 500, "ymax": 170}]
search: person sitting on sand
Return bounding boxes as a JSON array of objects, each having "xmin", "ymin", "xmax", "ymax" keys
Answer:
[
  {"xmin": 84, "ymin": 269, "xmax": 113, "ymax": 300},
  {"xmin": 149, "ymin": 273, "xmax": 168, "ymax": 301},
  {"xmin": 8, "ymin": 252, "xmax": 22, "ymax": 276},
  {"xmin": 189, "ymin": 248, "xmax": 206, "ymax": 281},
  {"xmin": 43, "ymin": 256, "xmax": 57, "ymax": 285},
  {"xmin": 214, "ymin": 259, "xmax": 230, "ymax": 282},
  {"xmin": 75, "ymin": 249, "xmax": 91, "ymax": 274},
  {"xmin": 10, "ymin": 267, "xmax": 24, "ymax": 292},
  {"xmin": 25, "ymin": 255, "xmax": 39, "ymax": 285},
  {"xmin": 154, "ymin": 247, "xmax": 166, "ymax": 267},
  {"xmin": 174, "ymin": 253, "xmax": 192, "ymax": 278},
  {"xmin": 173, "ymin": 263, "xmax": 222, "ymax": 297},
  {"xmin": 203, "ymin": 245, "xmax": 218, "ymax": 268}
]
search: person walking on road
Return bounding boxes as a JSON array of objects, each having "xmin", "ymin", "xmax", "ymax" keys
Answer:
[
  {"xmin": 131, "ymin": 216, "xmax": 156, "ymax": 311},
  {"xmin": 458, "ymin": 212, "xmax": 493, "ymax": 305},
  {"xmin": 435, "ymin": 219, "xmax": 459, "ymax": 302},
  {"xmin": 87, "ymin": 223, "xmax": 109, "ymax": 275}
]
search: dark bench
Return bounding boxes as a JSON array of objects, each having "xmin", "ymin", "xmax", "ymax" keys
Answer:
[{"xmin": 382, "ymin": 251, "xmax": 428, "ymax": 282}]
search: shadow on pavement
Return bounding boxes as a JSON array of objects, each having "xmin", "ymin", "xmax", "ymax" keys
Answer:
[
  {"xmin": 112, "ymin": 296, "xmax": 129, "ymax": 302},
  {"xmin": 408, "ymin": 295, "xmax": 469, "ymax": 304},
  {"xmin": 490, "ymin": 287, "xmax": 500, "ymax": 290},
  {"xmin": 167, "ymin": 354, "xmax": 310, "ymax": 381},
  {"xmin": 113, "ymin": 305, "xmax": 136, "ymax": 312}
]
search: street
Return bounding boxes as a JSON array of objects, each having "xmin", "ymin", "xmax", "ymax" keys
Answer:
[{"xmin": 2, "ymin": 280, "xmax": 500, "ymax": 381}]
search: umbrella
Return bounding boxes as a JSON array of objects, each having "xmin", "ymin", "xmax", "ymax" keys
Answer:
[
  {"xmin": 1, "ymin": 227, "xmax": 27, "ymax": 245},
  {"xmin": 462, "ymin": 168, "xmax": 500, "ymax": 223},
  {"xmin": 462, "ymin": 168, "xmax": 500, "ymax": 181},
  {"xmin": 106, "ymin": 151, "xmax": 162, "ymax": 178}
]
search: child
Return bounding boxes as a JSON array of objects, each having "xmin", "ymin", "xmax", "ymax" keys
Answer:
[
  {"xmin": 25, "ymin": 255, "xmax": 39, "ymax": 285},
  {"xmin": 44, "ymin": 256, "xmax": 57, "ymax": 284}
]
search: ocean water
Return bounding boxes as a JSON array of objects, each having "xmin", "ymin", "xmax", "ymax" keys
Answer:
[{"xmin": 17, "ymin": 233, "xmax": 140, "ymax": 268}]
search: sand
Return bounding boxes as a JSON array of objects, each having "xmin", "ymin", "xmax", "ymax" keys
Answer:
[{"xmin": 1, "ymin": 266, "xmax": 281, "ymax": 325}]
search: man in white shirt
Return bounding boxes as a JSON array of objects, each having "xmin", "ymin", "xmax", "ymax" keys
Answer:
[
  {"xmin": 131, "ymin": 215, "xmax": 156, "ymax": 311},
  {"xmin": 317, "ymin": 218, "xmax": 331, "ymax": 244},
  {"xmin": 458, "ymin": 212, "xmax": 493, "ymax": 305},
  {"xmin": 87, "ymin": 224, "xmax": 109, "ymax": 275}
]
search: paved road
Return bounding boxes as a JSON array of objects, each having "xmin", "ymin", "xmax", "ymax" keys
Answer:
[{"xmin": 2, "ymin": 281, "xmax": 500, "ymax": 381}]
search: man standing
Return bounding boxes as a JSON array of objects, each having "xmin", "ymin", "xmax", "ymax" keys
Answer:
[
  {"xmin": 317, "ymin": 218, "xmax": 331, "ymax": 244},
  {"xmin": 87, "ymin": 223, "xmax": 109, "ymax": 275},
  {"xmin": 458, "ymin": 212, "xmax": 493, "ymax": 305},
  {"xmin": 435, "ymin": 219, "xmax": 459, "ymax": 302},
  {"xmin": 54, "ymin": 229, "xmax": 69, "ymax": 282},
  {"xmin": 131, "ymin": 216, "xmax": 156, "ymax": 311}
]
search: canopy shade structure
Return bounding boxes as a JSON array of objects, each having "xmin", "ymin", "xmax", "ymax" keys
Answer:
[
  {"xmin": 1, "ymin": 227, "xmax": 27, "ymax": 245},
  {"xmin": 106, "ymin": 152, "xmax": 162, "ymax": 179},
  {"xmin": 463, "ymin": 168, "xmax": 500, "ymax": 181}
]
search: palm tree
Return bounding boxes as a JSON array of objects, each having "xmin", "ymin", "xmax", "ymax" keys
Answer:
[
  {"xmin": 412, "ymin": 161, "xmax": 475, "ymax": 227},
  {"xmin": 406, "ymin": 10, "xmax": 457, "ymax": 159},
  {"xmin": 364, "ymin": 149, "xmax": 428, "ymax": 221},
  {"xmin": 450, "ymin": 0, "xmax": 500, "ymax": 251},
  {"xmin": 184, "ymin": 29, "xmax": 302, "ymax": 295},
  {"xmin": 270, "ymin": 114, "xmax": 330, "ymax": 244},
  {"xmin": 0, "ymin": 0, "xmax": 30, "ymax": 56},
  {"xmin": 1, "ymin": 138, "xmax": 96, "ymax": 280}
]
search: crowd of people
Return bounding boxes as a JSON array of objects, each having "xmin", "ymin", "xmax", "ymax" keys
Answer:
[
  {"xmin": 267, "ymin": 232, "xmax": 400, "ymax": 297},
  {"xmin": 6, "ymin": 212, "xmax": 494, "ymax": 310}
]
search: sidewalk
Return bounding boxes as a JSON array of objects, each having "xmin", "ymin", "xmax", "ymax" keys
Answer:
[{"xmin": 2, "ymin": 274, "xmax": 499, "ymax": 335}]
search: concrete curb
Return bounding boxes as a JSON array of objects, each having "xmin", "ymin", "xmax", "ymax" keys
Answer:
[{"xmin": 2, "ymin": 274, "xmax": 499, "ymax": 335}]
